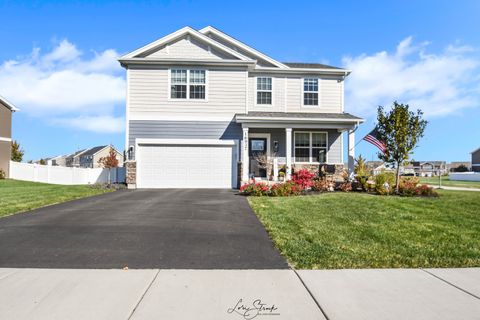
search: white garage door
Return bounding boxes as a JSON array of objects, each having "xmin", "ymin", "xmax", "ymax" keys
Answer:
[{"xmin": 136, "ymin": 140, "xmax": 237, "ymax": 189}]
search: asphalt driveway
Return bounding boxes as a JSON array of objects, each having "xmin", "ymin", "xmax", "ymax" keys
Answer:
[{"xmin": 0, "ymin": 189, "xmax": 287, "ymax": 269}]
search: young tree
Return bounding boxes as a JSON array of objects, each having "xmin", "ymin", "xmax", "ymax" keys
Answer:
[
  {"xmin": 98, "ymin": 146, "xmax": 119, "ymax": 184},
  {"xmin": 39, "ymin": 159, "xmax": 46, "ymax": 165},
  {"xmin": 354, "ymin": 155, "xmax": 368, "ymax": 176},
  {"xmin": 376, "ymin": 102, "xmax": 427, "ymax": 192},
  {"xmin": 11, "ymin": 140, "xmax": 24, "ymax": 162}
]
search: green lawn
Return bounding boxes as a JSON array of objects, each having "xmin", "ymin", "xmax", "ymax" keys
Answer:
[
  {"xmin": 249, "ymin": 190, "xmax": 480, "ymax": 269},
  {"xmin": 419, "ymin": 176, "xmax": 480, "ymax": 189},
  {"xmin": 0, "ymin": 179, "xmax": 113, "ymax": 218}
]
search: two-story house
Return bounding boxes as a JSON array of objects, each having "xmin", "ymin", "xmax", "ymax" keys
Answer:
[
  {"xmin": 78, "ymin": 145, "xmax": 123, "ymax": 168},
  {"xmin": 119, "ymin": 26, "xmax": 364, "ymax": 189},
  {"xmin": 0, "ymin": 95, "xmax": 18, "ymax": 178}
]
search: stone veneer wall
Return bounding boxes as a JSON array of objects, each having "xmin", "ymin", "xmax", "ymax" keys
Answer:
[
  {"xmin": 125, "ymin": 161, "xmax": 136, "ymax": 186},
  {"xmin": 292, "ymin": 163, "xmax": 346, "ymax": 181}
]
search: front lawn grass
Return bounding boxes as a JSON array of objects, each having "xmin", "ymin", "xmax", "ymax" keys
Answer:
[
  {"xmin": 0, "ymin": 179, "xmax": 113, "ymax": 218},
  {"xmin": 419, "ymin": 176, "xmax": 480, "ymax": 189},
  {"xmin": 249, "ymin": 190, "xmax": 480, "ymax": 269}
]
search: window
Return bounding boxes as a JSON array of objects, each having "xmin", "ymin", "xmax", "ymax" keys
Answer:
[
  {"xmin": 294, "ymin": 132, "xmax": 327, "ymax": 163},
  {"xmin": 189, "ymin": 70, "xmax": 206, "ymax": 99},
  {"xmin": 256, "ymin": 77, "xmax": 272, "ymax": 105},
  {"xmin": 170, "ymin": 69, "xmax": 206, "ymax": 100},
  {"xmin": 303, "ymin": 78, "xmax": 319, "ymax": 106}
]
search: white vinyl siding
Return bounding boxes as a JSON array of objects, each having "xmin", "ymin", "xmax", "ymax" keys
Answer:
[
  {"xmin": 129, "ymin": 66, "xmax": 247, "ymax": 118},
  {"xmin": 145, "ymin": 36, "xmax": 235, "ymax": 60},
  {"xmin": 249, "ymin": 75, "xmax": 342, "ymax": 113}
]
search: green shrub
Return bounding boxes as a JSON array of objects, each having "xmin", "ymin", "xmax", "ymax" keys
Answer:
[
  {"xmin": 374, "ymin": 172, "xmax": 395, "ymax": 195},
  {"xmin": 355, "ymin": 175, "xmax": 370, "ymax": 191},
  {"xmin": 0, "ymin": 169, "xmax": 5, "ymax": 180}
]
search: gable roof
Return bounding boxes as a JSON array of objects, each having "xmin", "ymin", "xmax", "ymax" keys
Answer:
[
  {"xmin": 81, "ymin": 145, "xmax": 109, "ymax": 157},
  {"xmin": 0, "ymin": 95, "xmax": 19, "ymax": 111},
  {"xmin": 119, "ymin": 26, "xmax": 252, "ymax": 62},
  {"xmin": 471, "ymin": 147, "xmax": 480, "ymax": 154},
  {"xmin": 199, "ymin": 26, "xmax": 288, "ymax": 68}
]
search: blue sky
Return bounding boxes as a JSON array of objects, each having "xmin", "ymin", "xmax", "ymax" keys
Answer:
[{"xmin": 1, "ymin": 0, "xmax": 479, "ymax": 162}]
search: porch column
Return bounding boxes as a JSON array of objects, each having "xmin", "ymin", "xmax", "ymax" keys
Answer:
[
  {"xmin": 348, "ymin": 129, "xmax": 355, "ymax": 173},
  {"xmin": 285, "ymin": 128, "xmax": 292, "ymax": 180},
  {"xmin": 241, "ymin": 127, "xmax": 249, "ymax": 183}
]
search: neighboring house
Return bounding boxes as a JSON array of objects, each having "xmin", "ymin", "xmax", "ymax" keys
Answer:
[
  {"xmin": 0, "ymin": 95, "xmax": 18, "ymax": 178},
  {"xmin": 447, "ymin": 161, "xmax": 471, "ymax": 172},
  {"xmin": 365, "ymin": 161, "xmax": 383, "ymax": 174},
  {"xmin": 371, "ymin": 163, "xmax": 395, "ymax": 175},
  {"xmin": 472, "ymin": 148, "xmax": 480, "ymax": 172},
  {"xmin": 411, "ymin": 161, "xmax": 447, "ymax": 177},
  {"xmin": 119, "ymin": 26, "xmax": 364, "ymax": 189},
  {"xmin": 65, "ymin": 149, "xmax": 87, "ymax": 167},
  {"xmin": 47, "ymin": 154, "xmax": 69, "ymax": 166},
  {"xmin": 79, "ymin": 145, "xmax": 123, "ymax": 168}
]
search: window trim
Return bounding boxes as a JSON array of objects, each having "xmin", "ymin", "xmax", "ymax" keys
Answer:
[
  {"xmin": 293, "ymin": 131, "xmax": 328, "ymax": 164},
  {"xmin": 168, "ymin": 68, "xmax": 209, "ymax": 102},
  {"xmin": 301, "ymin": 77, "xmax": 320, "ymax": 108},
  {"xmin": 255, "ymin": 76, "xmax": 273, "ymax": 106}
]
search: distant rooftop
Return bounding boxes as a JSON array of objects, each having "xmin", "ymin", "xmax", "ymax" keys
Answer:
[
  {"xmin": 283, "ymin": 62, "xmax": 342, "ymax": 70},
  {"xmin": 81, "ymin": 145, "xmax": 107, "ymax": 156}
]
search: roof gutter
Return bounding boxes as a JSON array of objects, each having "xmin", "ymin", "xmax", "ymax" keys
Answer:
[
  {"xmin": 118, "ymin": 58, "xmax": 256, "ymax": 68},
  {"xmin": 235, "ymin": 116, "xmax": 365, "ymax": 123},
  {"xmin": 250, "ymin": 67, "xmax": 351, "ymax": 76}
]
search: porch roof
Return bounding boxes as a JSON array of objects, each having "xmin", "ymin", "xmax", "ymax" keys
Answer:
[{"xmin": 235, "ymin": 112, "xmax": 364, "ymax": 128}]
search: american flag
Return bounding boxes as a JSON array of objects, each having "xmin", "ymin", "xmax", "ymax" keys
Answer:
[{"xmin": 363, "ymin": 128, "xmax": 387, "ymax": 153}]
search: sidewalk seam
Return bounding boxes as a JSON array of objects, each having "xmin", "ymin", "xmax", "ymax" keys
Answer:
[
  {"xmin": 421, "ymin": 269, "xmax": 480, "ymax": 300},
  {"xmin": 293, "ymin": 269, "xmax": 330, "ymax": 320},
  {"xmin": 127, "ymin": 269, "xmax": 160, "ymax": 320}
]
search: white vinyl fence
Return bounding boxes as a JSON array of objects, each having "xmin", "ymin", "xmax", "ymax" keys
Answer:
[
  {"xmin": 449, "ymin": 172, "xmax": 480, "ymax": 182},
  {"xmin": 9, "ymin": 161, "xmax": 126, "ymax": 185}
]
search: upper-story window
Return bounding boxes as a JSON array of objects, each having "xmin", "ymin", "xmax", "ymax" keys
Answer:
[
  {"xmin": 170, "ymin": 69, "xmax": 206, "ymax": 100},
  {"xmin": 303, "ymin": 78, "xmax": 319, "ymax": 106},
  {"xmin": 256, "ymin": 77, "xmax": 272, "ymax": 105}
]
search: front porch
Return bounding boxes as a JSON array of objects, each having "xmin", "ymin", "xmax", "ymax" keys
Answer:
[{"xmin": 235, "ymin": 112, "xmax": 364, "ymax": 184}]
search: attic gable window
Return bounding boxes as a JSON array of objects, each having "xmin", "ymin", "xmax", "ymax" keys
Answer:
[
  {"xmin": 303, "ymin": 78, "xmax": 319, "ymax": 106},
  {"xmin": 170, "ymin": 69, "xmax": 206, "ymax": 100},
  {"xmin": 256, "ymin": 77, "xmax": 272, "ymax": 105}
]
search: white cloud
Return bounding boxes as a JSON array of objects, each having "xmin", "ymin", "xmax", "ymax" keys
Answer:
[
  {"xmin": 52, "ymin": 115, "xmax": 124, "ymax": 133},
  {"xmin": 343, "ymin": 37, "xmax": 480, "ymax": 118},
  {"xmin": 0, "ymin": 39, "xmax": 125, "ymax": 133}
]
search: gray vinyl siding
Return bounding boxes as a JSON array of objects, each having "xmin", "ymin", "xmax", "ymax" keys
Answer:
[
  {"xmin": 472, "ymin": 150, "xmax": 480, "ymax": 164},
  {"xmin": 129, "ymin": 120, "xmax": 242, "ymax": 152},
  {"xmin": 473, "ymin": 150, "xmax": 480, "ymax": 172},
  {"xmin": 128, "ymin": 66, "xmax": 247, "ymax": 118}
]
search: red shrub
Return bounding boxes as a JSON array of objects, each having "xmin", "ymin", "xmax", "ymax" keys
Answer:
[
  {"xmin": 239, "ymin": 182, "xmax": 270, "ymax": 196},
  {"xmin": 292, "ymin": 169, "xmax": 315, "ymax": 189}
]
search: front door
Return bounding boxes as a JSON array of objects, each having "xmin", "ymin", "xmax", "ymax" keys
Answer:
[{"xmin": 249, "ymin": 138, "xmax": 267, "ymax": 178}]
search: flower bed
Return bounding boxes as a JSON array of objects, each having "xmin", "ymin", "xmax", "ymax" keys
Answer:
[{"xmin": 240, "ymin": 169, "xmax": 438, "ymax": 197}]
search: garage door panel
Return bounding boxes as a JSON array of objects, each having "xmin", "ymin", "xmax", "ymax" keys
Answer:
[{"xmin": 137, "ymin": 143, "xmax": 236, "ymax": 189}]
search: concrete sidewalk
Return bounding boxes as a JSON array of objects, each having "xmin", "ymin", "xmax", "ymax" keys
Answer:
[
  {"xmin": 428, "ymin": 185, "xmax": 480, "ymax": 192},
  {"xmin": 0, "ymin": 268, "xmax": 479, "ymax": 320}
]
